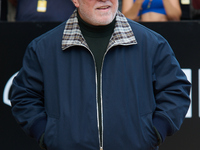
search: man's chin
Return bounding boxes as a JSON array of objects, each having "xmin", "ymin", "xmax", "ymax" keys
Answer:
[{"xmin": 93, "ymin": 17, "xmax": 114, "ymax": 26}]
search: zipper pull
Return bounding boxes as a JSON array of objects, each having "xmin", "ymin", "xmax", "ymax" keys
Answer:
[{"xmin": 100, "ymin": 147, "xmax": 103, "ymax": 150}]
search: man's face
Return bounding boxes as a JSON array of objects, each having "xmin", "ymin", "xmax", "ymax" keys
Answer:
[{"xmin": 72, "ymin": 0, "xmax": 118, "ymax": 26}]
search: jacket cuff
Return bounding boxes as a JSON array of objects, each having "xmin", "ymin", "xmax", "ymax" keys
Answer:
[
  {"xmin": 152, "ymin": 114, "xmax": 172, "ymax": 142},
  {"xmin": 29, "ymin": 116, "xmax": 47, "ymax": 142}
]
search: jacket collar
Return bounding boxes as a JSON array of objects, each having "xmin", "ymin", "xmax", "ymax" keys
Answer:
[{"xmin": 62, "ymin": 9, "xmax": 137, "ymax": 51}]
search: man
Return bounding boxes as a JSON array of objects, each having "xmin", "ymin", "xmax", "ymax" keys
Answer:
[{"xmin": 10, "ymin": 0, "xmax": 191, "ymax": 149}]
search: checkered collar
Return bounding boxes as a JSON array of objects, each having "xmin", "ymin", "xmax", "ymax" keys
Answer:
[{"xmin": 62, "ymin": 9, "xmax": 137, "ymax": 51}]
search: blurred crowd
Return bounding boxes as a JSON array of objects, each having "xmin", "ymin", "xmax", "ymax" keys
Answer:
[{"xmin": 0, "ymin": 0, "xmax": 200, "ymax": 22}]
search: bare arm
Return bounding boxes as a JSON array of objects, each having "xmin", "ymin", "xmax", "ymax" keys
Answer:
[
  {"xmin": 122, "ymin": 0, "xmax": 144, "ymax": 21},
  {"xmin": 163, "ymin": 0, "xmax": 182, "ymax": 21}
]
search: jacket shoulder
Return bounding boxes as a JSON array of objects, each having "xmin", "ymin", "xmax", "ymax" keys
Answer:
[
  {"xmin": 30, "ymin": 21, "xmax": 66, "ymax": 47},
  {"xmin": 127, "ymin": 19, "xmax": 166, "ymax": 43}
]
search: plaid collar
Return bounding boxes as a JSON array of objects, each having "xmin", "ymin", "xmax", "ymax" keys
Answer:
[{"xmin": 62, "ymin": 9, "xmax": 137, "ymax": 50}]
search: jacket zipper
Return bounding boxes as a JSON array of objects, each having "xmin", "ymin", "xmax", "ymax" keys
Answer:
[
  {"xmin": 99, "ymin": 46, "xmax": 113, "ymax": 150},
  {"xmin": 84, "ymin": 46, "xmax": 103, "ymax": 150},
  {"xmin": 85, "ymin": 44, "xmax": 113, "ymax": 150}
]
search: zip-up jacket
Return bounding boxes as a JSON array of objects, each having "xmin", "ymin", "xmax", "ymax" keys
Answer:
[{"xmin": 11, "ymin": 10, "xmax": 191, "ymax": 150}]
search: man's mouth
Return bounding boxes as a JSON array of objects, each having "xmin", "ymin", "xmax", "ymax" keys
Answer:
[{"xmin": 97, "ymin": 5, "xmax": 110, "ymax": 10}]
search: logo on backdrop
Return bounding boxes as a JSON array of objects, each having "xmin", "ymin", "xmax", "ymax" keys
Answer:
[
  {"xmin": 182, "ymin": 69, "xmax": 192, "ymax": 118},
  {"xmin": 3, "ymin": 69, "xmax": 192, "ymax": 118},
  {"xmin": 3, "ymin": 72, "xmax": 18, "ymax": 106}
]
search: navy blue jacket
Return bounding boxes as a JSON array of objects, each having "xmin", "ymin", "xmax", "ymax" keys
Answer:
[{"xmin": 11, "ymin": 11, "xmax": 191, "ymax": 150}]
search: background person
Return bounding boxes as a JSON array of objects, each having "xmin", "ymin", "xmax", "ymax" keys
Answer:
[
  {"xmin": 8, "ymin": 0, "xmax": 75, "ymax": 21},
  {"xmin": 122, "ymin": 0, "xmax": 182, "ymax": 21}
]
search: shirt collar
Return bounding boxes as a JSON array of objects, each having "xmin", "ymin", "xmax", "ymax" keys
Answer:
[{"xmin": 62, "ymin": 9, "xmax": 137, "ymax": 50}]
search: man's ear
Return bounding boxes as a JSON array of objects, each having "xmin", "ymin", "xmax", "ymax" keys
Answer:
[{"xmin": 72, "ymin": 0, "xmax": 79, "ymax": 8}]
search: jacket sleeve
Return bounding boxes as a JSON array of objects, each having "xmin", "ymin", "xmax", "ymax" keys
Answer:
[
  {"xmin": 151, "ymin": 36, "xmax": 191, "ymax": 143},
  {"xmin": 10, "ymin": 41, "xmax": 47, "ymax": 142}
]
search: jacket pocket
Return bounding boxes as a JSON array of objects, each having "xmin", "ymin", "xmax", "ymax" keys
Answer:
[
  {"xmin": 43, "ymin": 116, "xmax": 58, "ymax": 149},
  {"xmin": 141, "ymin": 112, "xmax": 159, "ymax": 149}
]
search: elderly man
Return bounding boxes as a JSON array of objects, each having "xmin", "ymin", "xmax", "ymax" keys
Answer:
[{"xmin": 11, "ymin": 0, "xmax": 191, "ymax": 150}]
